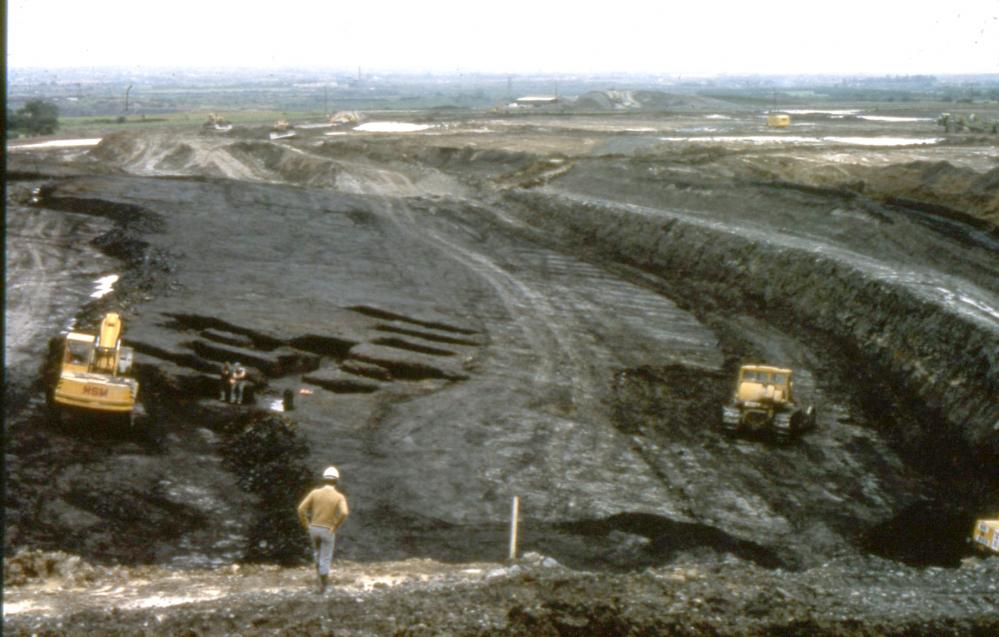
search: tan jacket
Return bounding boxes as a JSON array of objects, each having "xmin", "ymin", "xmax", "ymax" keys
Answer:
[{"xmin": 297, "ymin": 485, "xmax": 349, "ymax": 531}]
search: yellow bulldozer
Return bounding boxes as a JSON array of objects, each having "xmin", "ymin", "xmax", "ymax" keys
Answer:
[
  {"xmin": 721, "ymin": 364, "xmax": 815, "ymax": 439},
  {"xmin": 51, "ymin": 312, "xmax": 140, "ymax": 425}
]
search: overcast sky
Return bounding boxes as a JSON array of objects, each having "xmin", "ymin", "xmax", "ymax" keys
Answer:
[{"xmin": 6, "ymin": 0, "xmax": 999, "ymax": 75}]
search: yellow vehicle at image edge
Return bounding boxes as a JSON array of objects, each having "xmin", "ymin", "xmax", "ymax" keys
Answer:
[
  {"xmin": 721, "ymin": 364, "xmax": 816, "ymax": 439},
  {"xmin": 972, "ymin": 518, "xmax": 999, "ymax": 555},
  {"xmin": 52, "ymin": 312, "xmax": 139, "ymax": 424}
]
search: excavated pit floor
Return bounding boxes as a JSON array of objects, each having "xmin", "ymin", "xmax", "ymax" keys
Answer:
[{"xmin": 5, "ymin": 106, "xmax": 998, "ymax": 634}]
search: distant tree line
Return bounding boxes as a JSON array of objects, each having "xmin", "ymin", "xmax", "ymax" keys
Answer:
[{"xmin": 6, "ymin": 99, "xmax": 60, "ymax": 135}]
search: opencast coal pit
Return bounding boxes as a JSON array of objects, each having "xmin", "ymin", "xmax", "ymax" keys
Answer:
[{"xmin": 5, "ymin": 142, "xmax": 997, "ymax": 581}]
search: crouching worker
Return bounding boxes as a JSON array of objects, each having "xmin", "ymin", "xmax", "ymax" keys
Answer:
[
  {"xmin": 297, "ymin": 466, "xmax": 349, "ymax": 593},
  {"xmin": 219, "ymin": 362, "xmax": 232, "ymax": 402}
]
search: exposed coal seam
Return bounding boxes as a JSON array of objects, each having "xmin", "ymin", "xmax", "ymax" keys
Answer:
[
  {"xmin": 370, "ymin": 337, "xmax": 458, "ymax": 357},
  {"xmin": 349, "ymin": 305, "xmax": 478, "ymax": 335},
  {"xmin": 375, "ymin": 324, "xmax": 481, "ymax": 346}
]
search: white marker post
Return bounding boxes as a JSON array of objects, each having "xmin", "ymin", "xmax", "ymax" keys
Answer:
[{"xmin": 509, "ymin": 495, "xmax": 520, "ymax": 561}]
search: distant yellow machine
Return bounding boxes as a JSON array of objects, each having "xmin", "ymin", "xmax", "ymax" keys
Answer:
[
  {"xmin": 972, "ymin": 518, "xmax": 999, "ymax": 554},
  {"xmin": 203, "ymin": 112, "xmax": 232, "ymax": 132},
  {"xmin": 329, "ymin": 111, "xmax": 360, "ymax": 126},
  {"xmin": 721, "ymin": 364, "xmax": 815, "ymax": 439},
  {"xmin": 52, "ymin": 312, "xmax": 139, "ymax": 424},
  {"xmin": 270, "ymin": 119, "xmax": 296, "ymax": 140},
  {"xmin": 767, "ymin": 113, "xmax": 791, "ymax": 128}
]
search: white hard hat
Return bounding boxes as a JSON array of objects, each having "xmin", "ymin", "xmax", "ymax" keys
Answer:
[{"xmin": 322, "ymin": 466, "xmax": 340, "ymax": 480}]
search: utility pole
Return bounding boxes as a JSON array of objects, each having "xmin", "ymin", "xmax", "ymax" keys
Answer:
[{"xmin": 123, "ymin": 84, "xmax": 133, "ymax": 114}]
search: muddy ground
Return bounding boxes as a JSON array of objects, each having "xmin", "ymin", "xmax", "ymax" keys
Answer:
[{"xmin": 5, "ymin": 103, "xmax": 999, "ymax": 634}]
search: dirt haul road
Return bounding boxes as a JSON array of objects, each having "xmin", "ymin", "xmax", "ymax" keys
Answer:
[{"xmin": 5, "ymin": 105, "xmax": 999, "ymax": 635}]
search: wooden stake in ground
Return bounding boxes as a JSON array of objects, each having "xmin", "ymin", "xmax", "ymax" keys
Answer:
[{"xmin": 509, "ymin": 496, "xmax": 520, "ymax": 561}]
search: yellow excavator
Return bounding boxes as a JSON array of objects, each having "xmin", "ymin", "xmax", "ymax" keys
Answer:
[
  {"xmin": 51, "ymin": 312, "xmax": 139, "ymax": 424},
  {"xmin": 972, "ymin": 517, "xmax": 999, "ymax": 555}
]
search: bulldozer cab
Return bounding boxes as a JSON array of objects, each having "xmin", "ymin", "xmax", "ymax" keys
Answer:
[
  {"xmin": 723, "ymin": 364, "xmax": 813, "ymax": 438},
  {"xmin": 736, "ymin": 365, "xmax": 793, "ymax": 403}
]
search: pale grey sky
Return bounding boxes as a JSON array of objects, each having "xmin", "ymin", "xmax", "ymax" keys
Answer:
[{"xmin": 6, "ymin": 0, "xmax": 999, "ymax": 74}]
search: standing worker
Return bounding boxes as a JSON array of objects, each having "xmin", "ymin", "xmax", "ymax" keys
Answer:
[
  {"xmin": 231, "ymin": 362, "xmax": 247, "ymax": 404},
  {"xmin": 297, "ymin": 466, "xmax": 349, "ymax": 593}
]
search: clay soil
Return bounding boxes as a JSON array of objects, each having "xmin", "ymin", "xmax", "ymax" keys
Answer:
[{"xmin": 5, "ymin": 104, "xmax": 999, "ymax": 635}]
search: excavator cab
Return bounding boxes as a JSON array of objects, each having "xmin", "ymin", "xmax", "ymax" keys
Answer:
[{"xmin": 63, "ymin": 334, "xmax": 95, "ymax": 371}]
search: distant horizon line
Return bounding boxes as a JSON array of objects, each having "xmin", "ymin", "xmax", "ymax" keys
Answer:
[{"xmin": 8, "ymin": 65, "xmax": 999, "ymax": 79}]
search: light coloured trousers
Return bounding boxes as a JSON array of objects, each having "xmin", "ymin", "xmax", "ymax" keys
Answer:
[
  {"xmin": 308, "ymin": 525, "xmax": 336, "ymax": 576},
  {"xmin": 232, "ymin": 380, "xmax": 246, "ymax": 404}
]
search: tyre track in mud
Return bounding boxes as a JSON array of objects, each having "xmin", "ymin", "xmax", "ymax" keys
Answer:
[
  {"xmin": 4, "ymin": 200, "xmax": 118, "ymax": 413},
  {"xmin": 357, "ymin": 192, "xmax": 725, "ymax": 533}
]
